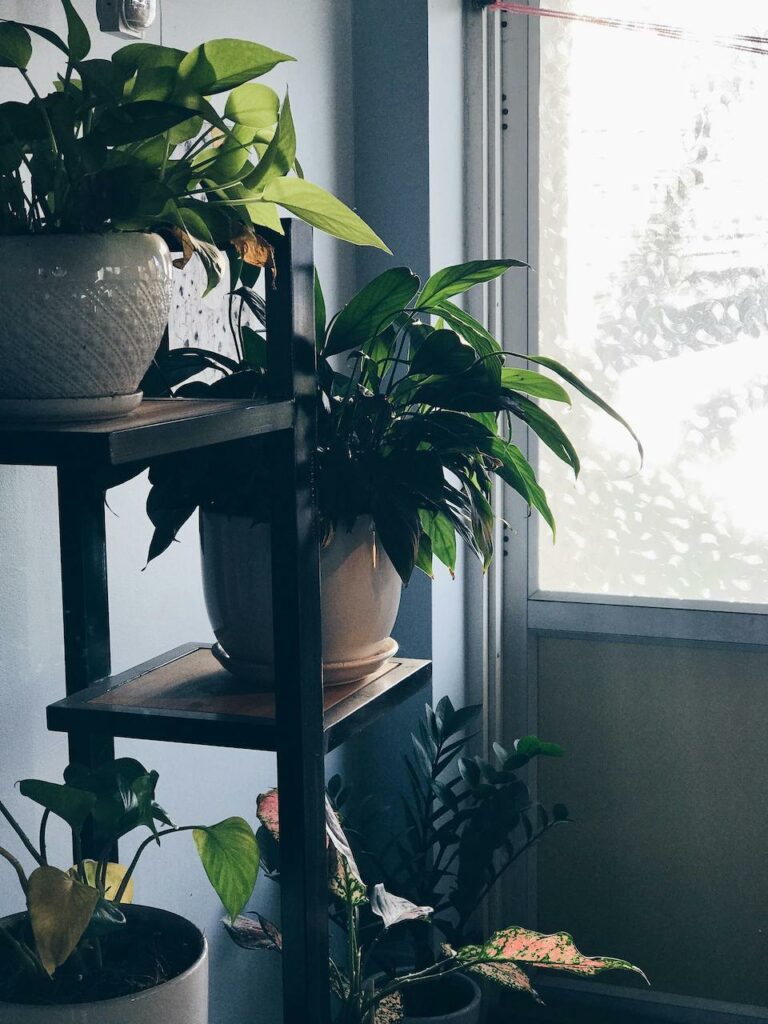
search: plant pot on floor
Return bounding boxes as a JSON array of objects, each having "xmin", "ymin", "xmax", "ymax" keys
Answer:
[
  {"xmin": 0, "ymin": 233, "xmax": 173, "ymax": 422},
  {"xmin": 0, "ymin": 905, "xmax": 208, "ymax": 1024},
  {"xmin": 201, "ymin": 512, "xmax": 403, "ymax": 687}
]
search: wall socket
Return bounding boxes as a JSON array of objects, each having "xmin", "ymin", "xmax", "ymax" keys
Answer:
[{"xmin": 97, "ymin": 0, "xmax": 157, "ymax": 39}]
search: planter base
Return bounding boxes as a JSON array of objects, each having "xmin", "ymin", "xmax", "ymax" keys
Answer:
[
  {"xmin": 0, "ymin": 392, "xmax": 142, "ymax": 423},
  {"xmin": 212, "ymin": 636, "xmax": 399, "ymax": 689}
]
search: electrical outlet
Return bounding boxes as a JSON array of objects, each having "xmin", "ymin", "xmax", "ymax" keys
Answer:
[{"xmin": 97, "ymin": 0, "xmax": 157, "ymax": 39}]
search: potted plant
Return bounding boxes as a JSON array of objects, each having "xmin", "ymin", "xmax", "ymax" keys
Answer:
[
  {"xmin": 0, "ymin": 0, "xmax": 387, "ymax": 422},
  {"xmin": 0, "ymin": 757, "xmax": 260, "ymax": 1023},
  {"xmin": 144, "ymin": 259, "xmax": 641, "ymax": 686},
  {"xmin": 334, "ymin": 696, "xmax": 570, "ymax": 962},
  {"xmin": 224, "ymin": 787, "xmax": 645, "ymax": 1023}
]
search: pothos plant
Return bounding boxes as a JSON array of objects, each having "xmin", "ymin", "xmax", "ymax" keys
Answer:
[
  {"xmin": 0, "ymin": 758, "xmax": 259, "ymax": 1005},
  {"xmin": 0, "ymin": 0, "xmax": 387, "ymax": 291},
  {"xmin": 143, "ymin": 258, "xmax": 642, "ymax": 578},
  {"xmin": 337, "ymin": 696, "xmax": 569, "ymax": 962},
  {"xmin": 224, "ymin": 788, "xmax": 645, "ymax": 1024}
]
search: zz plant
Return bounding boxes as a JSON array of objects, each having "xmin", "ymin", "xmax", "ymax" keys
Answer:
[
  {"xmin": 225, "ymin": 788, "xmax": 645, "ymax": 1023},
  {"xmin": 0, "ymin": 758, "xmax": 259, "ymax": 1004},
  {"xmin": 0, "ymin": 0, "xmax": 387, "ymax": 290},
  {"xmin": 144, "ymin": 258, "xmax": 642, "ymax": 575}
]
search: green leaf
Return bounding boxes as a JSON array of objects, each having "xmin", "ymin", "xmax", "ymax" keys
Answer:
[
  {"xmin": 481, "ymin": 437, "xmax": 555, "ymax": 536},
  {"xmin": 225, "ymin": 82, "xmax": 280, "ymax": 129},
  {"xmin": 314, "ymin": 270, "xmax": 327, "ymax": 348},
  {"xmin": 261, "ymin": 177, "xmax": 391, "ymax": 252},
  {"xmin": 193, "ymin": 817, "xmax": 260, "ymax": 923},
  {"xmin": 418, "ymin": 259, "xmax": 526, "ymax": 307},
  {"xmin": 409, "ymin": 328, "xmax": 476, "ymax": 376},
  {"xmin": 18, "ymin": 780, "xmax": 96, "ymax": 834},
  {"xmin": 426, "ymin": 300, "xmax": 503, "ymax": 384},
  {"xmin": 178, "ymin": 39, "xmax": 295, "ymax": 95},
  {"xmin": 242, "ymin": 325, "xmax": 267, "ymax": 370},
  {"xmin": 64, "ymin": 759, "xmax": 173, "ymax": 842},
  {"xmin": 60, "ymin": 0, "xmax": 90, "ymax": 61},
  {"xmin": 324, "ymin": 267, "xmax": 420, "ymax": 357},
  {"xmin": 504, "ymin": 393, "xmax": 580, "ymax": 475},
  {"xmin": 420, "ymin": 509, "xmax": 457, "ymax": 574},
  {"xmin": 94, "ymin": 100, "xmax": 199, "ymax": 145},
  {"xmin": 0, "ymin": 23, "xmax": 32, "ymax": 70},
  {"xmin": 244, "ymin": 92, "xmax": 296, "ymax": 190},
  {"xmin": 521, "ymin": 354, "xmax": 643, "ymax": 462},
  {"xmin": 113, "ymin": 42, "xmax": 186, "ymax": 74},
  {"xmin": 27, "ymin": 866, "xmax": 99, "ymax": 976},
  {"xmin": 501, "ymin": 367, "xmax": 571, "ymax": 404}
]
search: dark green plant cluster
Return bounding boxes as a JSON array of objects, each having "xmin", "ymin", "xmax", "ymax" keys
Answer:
[
  {"xmin": 144, "ymin": 259, "xmax": 641, "ymax": 576},
  {"xmin": 0, "ymin": 0, "xmax": 386, "ymax": 289},
  {"xmin": 0, "ymin": 758, "xmax": 259, "ymax": 1003}
]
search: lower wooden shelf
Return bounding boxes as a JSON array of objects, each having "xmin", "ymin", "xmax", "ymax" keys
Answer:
[{"xmin": 47, "ymin": 644, "xmax": 432, "ymax": 753}]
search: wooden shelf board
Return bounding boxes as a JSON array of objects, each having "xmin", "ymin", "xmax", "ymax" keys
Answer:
[
  {"xmin": 47, "ymin": 644, "xmax": 432, "ymax": 752},
  {"xmin": 0, "ymin": 397, "xmax": 294, "ymax": 468}
]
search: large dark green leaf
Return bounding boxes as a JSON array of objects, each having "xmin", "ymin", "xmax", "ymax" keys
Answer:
[
  {"xmin": 324, "ymin": 268, "xmax": 420, "ymax": 357},
  {"xmin": 521, "ymin": 354, "xmax": 643, "ymax": 461},
  {"xmin": 60, "ymin": 0, "xmax": 90, "ymax": 62},
  {"xmin": 372, "ymin": 497, "xmax": 422, "ymax": 583},
  {"xmin": 113, "ymin": 43, "xmax": 186, "ymax": 74},
  {"xmin": 503, "ymin": 393, "xmax": 580, "ymax": 475},
  {"xmin": 418, "ymin": 258, "xmax": 526, "ymax": 307},
  {"xmin": 63, "ymin": 759, "xmax": 173, "ymax": 842},
  {"xmin": 481, "ymin": 436, "xmax": 555, "ymax": 536},
  {"xmin": 501, "ymin": 367, "xmax": 570, "ymax": 404},
  {"xmin": 424, "ymin": 300, "xmax": 504, "ymax": 384},
  {"xmin": 18, "ymin": 780, "xmax": 96, "ymax": 834},
  {"xmin": 93, "ymin": 100, "xmax": 199, "ymax": 145},
  {"xmin": 419, "ymin": 509, "xmax": 457, "ymax": 574},
  {"xmin": 409, "ymin": 329, "xmax": 476, "ymax": 376},
  {"xmin": 0, "ymin": 23, "xmax": 32, "ymax": 70},
  {"xmin": 178, "ymin": 39, "xmax": 295, "ymax": 94}
]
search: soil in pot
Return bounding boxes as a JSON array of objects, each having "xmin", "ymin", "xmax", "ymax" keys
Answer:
[
  {"xmin": 401, "ymin": 974, "xmax": 481, "ymax": 1021},
  {"xmin": 0, "ymin": 906, "xmax": 203, "ymax": 1006}
]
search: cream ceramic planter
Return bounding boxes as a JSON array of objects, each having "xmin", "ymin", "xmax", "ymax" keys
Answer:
[
  {"xmin": 0, "ymin": 233, "xmax": 173, "ymax": 422},
  {"xmin": 0, "ymin": 906, "xmax": 208, "ymax": 1024},
  {"xmin": 200, "ymin": 513, "xmax": 403, "ymax": 687}
]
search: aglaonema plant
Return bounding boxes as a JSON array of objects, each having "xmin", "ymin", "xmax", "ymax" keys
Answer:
[
  {"xmin": 224, "ymin": 788, "xmax": 646, "ymax": 1024},
  {"xmin": 142, "ymin": 258, "xmax": 642, "ymax": 575},
  {"xmin": 0, "ymin": 758, "xmax": 259, "ymax": 1003},
  {"xmin": 0, "ymin": 0, "xmax": 388, "ymax": 291}
]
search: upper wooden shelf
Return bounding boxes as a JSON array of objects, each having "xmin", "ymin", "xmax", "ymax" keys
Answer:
[
  {"xmin": 47, "ymin": 644, "xmax": 432, "ymax": 753},
  {"xmin": 0, "ymin": 397, "xmax": 294, "ymax": 468}
]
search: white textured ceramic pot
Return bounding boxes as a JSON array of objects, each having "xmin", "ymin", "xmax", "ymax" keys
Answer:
[
  {"xmin": 200, "ymin": 512, "xmax": 403, "ymax": 687},
  {"xmin": 0, "ymin": 233, "xmax": 173, "ymax": 422},
  {"xmin": 400, "ymin": 974, "xmax": 482, "ymax": 1024},
  {"xmin": 0, "ymin": 906, "xmax": 208, "ymax": 1024}
]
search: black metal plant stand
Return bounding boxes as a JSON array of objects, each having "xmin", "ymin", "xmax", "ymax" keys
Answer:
[{"xmin": 0, "ymin": 220, "xmax": 431, "ymax": 1024}]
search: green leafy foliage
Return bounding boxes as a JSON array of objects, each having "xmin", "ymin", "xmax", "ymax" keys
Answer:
[
  {"xmin": 0, "ymin": 758, "xmax": 260, "ymax": 996},
  {"xmin": 0, "ymin": 0, "xmax": 387, "ymax": 291},
  {"xmin": 144, "ymin": 257, "xmax": 638, "ymax": 580}
]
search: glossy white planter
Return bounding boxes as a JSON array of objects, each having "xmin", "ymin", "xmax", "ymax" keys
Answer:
[
  {"xmin": 200, "ymin": 513, "xmax": 403, "ymax": 687},
  {"xmin": 0, "ymin": 233, "xmax": 173, "ymax": 421},
  {"xmin": 0, "ymin": 907, "xmax": 208, "ymax": 1024}
]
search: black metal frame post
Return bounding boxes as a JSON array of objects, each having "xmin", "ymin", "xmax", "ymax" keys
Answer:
[
  {"xmin": 57, "ymin": 465, "xmax": 114, "ymax": 857},
  {"xmin": 266, "ymin": 220, "xmax": 330, "ymax": 1023}
]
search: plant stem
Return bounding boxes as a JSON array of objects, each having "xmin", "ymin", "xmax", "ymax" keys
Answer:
[
  {"xmin": 38, "ymin": 811, "xmax": 49, "ymax": 866},
  {"xmin": 114, "ymin": 826, "xmax": 198, "ymax": 903},
  {"xmin": 0, "ymin": 798, "xmax": 43, "ymax": 866},
  {"xmin": 0, "ymin": 846, "xmax": 29, "ymax": 895}
]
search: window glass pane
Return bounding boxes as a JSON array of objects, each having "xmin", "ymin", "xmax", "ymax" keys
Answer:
[{"xmin": 535, "ymin": 2, "xmax": 768, "ymax": 601}]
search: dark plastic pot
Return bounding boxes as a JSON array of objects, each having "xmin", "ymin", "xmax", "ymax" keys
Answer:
[
  {"xmin": 0, "ymin": 905, "xmax": 208, "ymax": 1024},
  {"xmin": 376, "ymin": 972, "xmax": 482, "ymax": 1024}
]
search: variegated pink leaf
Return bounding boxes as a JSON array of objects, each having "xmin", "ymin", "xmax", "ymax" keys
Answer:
[
  {"xmin": 463, "ymin": 957, "xmax": 541, "ymax": 1001},
  {"xmin": 370, "ymin": 883, "xmax": 432, "ymax": 929},
  {"xmin": 256, "ymin": 789, "xmax": 280, "ymax": 841},
  {"xmin": 224, "ymin": 913, "xmax": 282, "ymax": 952},
  {"xmin": 462, "ymin": 927, "xmax": 648, "ymax": 983}
]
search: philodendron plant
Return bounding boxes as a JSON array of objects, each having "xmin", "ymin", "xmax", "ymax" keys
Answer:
[
  {"xmin": 0, "ymin": 0, "xmax": 387, "ymax": 289},
  {"xmin": 224, "ymin": 789, "xmax": 645, "ymax": 1024},
  {"xmin": 143, "ymin": 259, "xmax": 641, "ymax": 577},
  {"xmin": 0, "ymin": 758, "xmax": 259, "ymax": 1004}
]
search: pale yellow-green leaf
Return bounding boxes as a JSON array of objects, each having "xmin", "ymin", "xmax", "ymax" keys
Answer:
[
  {"xmin": 76, "ymin": 861, "xmax": 134, "ymax": 904},
  {"xmin": 225, "ymin": 82, "xmax": 280, "ymax": 129},
  {"xmin": 27, "ymin": 867, "xmax": 99, "ymax": 976},
  {"xmin": 260, "ymin": 178, "xmax": 391, "ymax": 252},
  {"xmin": 193, "ymin": 817, "xmax": 260, "ymax": 923}
]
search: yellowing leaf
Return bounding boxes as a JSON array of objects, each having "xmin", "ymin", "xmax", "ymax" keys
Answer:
[
  {"xmin": 77, "ymin": 861, "xmax": 134, "ymax": 904},
  {"xmin": 27, "ymin": 867, "xmax": 99, "ymax": 976},
  {"xmin": 230, "ymin": 226, "xmax": 275, "ymax": 271},
  {"xmin": 193, "ymin": 817, "xmax": 260, "ymax": 923}
]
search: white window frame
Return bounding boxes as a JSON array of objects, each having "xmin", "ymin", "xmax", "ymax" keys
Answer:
[{"xmin": 465, "ymin": 5, "xmax": 768, "ymax": 1020}]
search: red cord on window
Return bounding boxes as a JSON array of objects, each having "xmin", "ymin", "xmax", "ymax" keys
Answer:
[{"xmin": 485, "ymin": 3, "xmax": 768, "ymax": 55}]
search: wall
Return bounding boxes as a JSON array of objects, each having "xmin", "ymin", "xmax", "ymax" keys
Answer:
[{"xmin": 0, "ymin": 4, "xmax": 356, "ymax": 1023}]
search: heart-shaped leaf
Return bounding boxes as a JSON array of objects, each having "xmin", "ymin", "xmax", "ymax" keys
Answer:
[
  {"xmin": 27, "ymin": 866, "xmax": 99, "ymax": 976},
  {"xmin": 77, "ymin": 861, "xmax": 134, "ymax": 904},
  {"xmin": 178, "ymin": 39, "xmax": 295, "ymax": 95},
  {"xmin": 225, "ymin": 82, "xmax": 280, "ymax": 129},
  {"xmin": 193, "ymin": 817, "xmax": 260, "ymax": 923},
  {"xmin": 0, "ymin": 23, "xmax": 32, "ymax": 70}
]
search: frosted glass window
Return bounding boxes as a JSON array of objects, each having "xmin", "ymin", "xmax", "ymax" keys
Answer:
[{"xmin": 534, "ymin": 2, "xmax": 768, "ymax": 601}]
